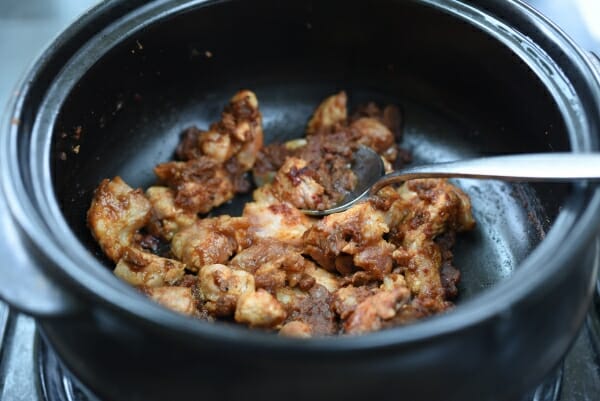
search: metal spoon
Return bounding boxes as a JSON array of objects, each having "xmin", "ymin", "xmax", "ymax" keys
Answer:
[{"xmin": 302, "ymin": 146, "xmax": 600, "ymax": 216}]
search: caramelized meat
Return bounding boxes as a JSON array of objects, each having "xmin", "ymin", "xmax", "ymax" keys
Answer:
[
  {"xmin": 378, "ymin": 179, "xmax": 475, "ymax": 314},
  {"xmin": 235, "ymin": 289, "xmax": 287, "ymax": 328},
  {"xmin": 159, "ymin": 90, "xmax": 263, "ymax": 216},
  {"xmin": 303, "ymin": 202, "xmax": 395, "ymax": 279},
  {"xmin": 145, "ymin": 286, "xmax": 197, "ymax": 315},
  {"xmin": 284, "ymin": 284, "xmax": 339, "ymax": 336},
  {"xmin": 154, "ymin": 158, "xmax": 235, "ymax": 214},
  {"xmin": 197, "ymin": 263, "xmax": 255, "ymax": 316},
  {"xmin": 244, "ymin": 188, "xmax": 314, "ymax": 246},
  {"xmin": 114, "ymin": 247, "xmax": 185, "ymax": 287},
  {"xmin": 145, "ymin": 186, "xmax": 197, "ymax": 241},
  {"xmin": 171, "ymin": 216, "xmax": 249, "ymax": 272},
  {"xmin": 341, "ymin": 274, "xmax": 411, "ymax": 334},
  {"xmin": 279, "ymin": 321, "xmax": 313, "ymax": 338},
  {"xmin": 306, "ymin": 91, "xmax": 347, "ymax": 136},
  {"xmin": 114, "ymin": 246, "xmax": 186, "ymax": 287},
  {"xmin": 177, "ymin": 90, "xmax": 263, "ymax": 172},
  {"xmin": 230, "ymin": 240, "xmax": 314, "ymax": 292},
  {"xmin": 88, "ymin": 91, "xmax": 475, "ymax": 336},
  {"xmin": 87, "ymin": 177, "xmax": 152, "ymax": 262}
]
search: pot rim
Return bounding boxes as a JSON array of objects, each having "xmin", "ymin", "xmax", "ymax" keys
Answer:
[{"xmin": 3, "ymin": 0, "xmax": 600, "ymax": 350}]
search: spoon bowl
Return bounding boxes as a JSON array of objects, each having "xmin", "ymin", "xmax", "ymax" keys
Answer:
[{"xmin": 303, "ymin": 147, "xmax": 600, "ymax": 216}]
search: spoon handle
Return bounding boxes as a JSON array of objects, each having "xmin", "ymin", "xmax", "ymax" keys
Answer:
[{"xmin": 370, "ymin": 153, "xmax": 600, "ymax": 194}]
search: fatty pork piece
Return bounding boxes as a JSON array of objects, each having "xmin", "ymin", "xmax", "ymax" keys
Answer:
[
  {"xmin": 279, "ymin": 321, "xmax": 313, "ymax": 338},
  {"xmin": 254, "ymin": 91, "xmax": 353, "ymax": 184},
  {"xmin": 229, "ymin": 240, "xmax": 341, "ymax": 335},
  {"xmin": 377, "ymin": 179, "xmax": 475, "ymax": 313},
  {"xmin": 235, "ymin": 289, "xmax": 287, "ymax": 328},
  {"xmin": 243, "ymin": 187, "xmax": 314, "ymax": 246},
  {"xmin": 230, "ymin": 240, "xmax": 340, "ymax": 293},
  {"xmin": 114, "ymin": 246, "xmax": 186, "ymax": 287},
  {"xmin": 278, "ymin": 284, "xmax": 339, "ymax": 336},
  {"xmin": 332, "ymin": 273, "xmax": 410, "ymax": 335},
  {"xmin": 176, "ymin": 90, "xmax": 263, "ymax": 173},
  {"xmin": 351, "ymin": 101, "xmax": 402, "ymax": 136},
  {"xmin": 171, "ymin": 215, "xmax": 249, "ymax": 272},
  {"xmin": 268, "ymin": 157, "xmax": 327, "ymax": 210},
  {"xmin": 197, "ymin": 263, "xmax": 255, "ymax": 317},
  {"xmin": 154, "ymin": 157, "xmax": 235, "ymax": 215},
  {"xmin": 303, "ymin": 201, "xmax": 395, "ymax": 280},
  {"xmin": 146, "ymin": 186, "xmax": 197, "ymax": 241},
  {"xmin": 306, "ymin": 90, "xmax": 399, "ymax": 165},
  {"xmin": 254, "ymin": 93, "xmax": 400, "ymax": 208},
  {"xmin": 87, "ymin": 176, "xmax": 152, "ymax": 262},
  {"xmin": 306, "ymin": 91, "xmax": 348, "ymax": 136},
  {"xmin": 350, "ymin": 101, "xmax": 407, "ymax": 165},
  {"xmin": 348, "ymin": 117, "xmax": 397, "ymax": 171},
  {"xmin": 230, "ymin": 240, "xmax": 313, "ymax": 292},
  {"xmin": 145, "ymin": 286, "xmax": 197, "ymax": 316}
]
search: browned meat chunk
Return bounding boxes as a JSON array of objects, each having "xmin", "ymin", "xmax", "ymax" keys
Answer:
[
  {"xmin": 230, "ymin": 240, "xmax": 316, "ymax": 293},
  {"xmin": 177, "ymin": 90, "xmax": 263, "ymax": 173},
  {"xmin": 146, "ymin": 186, "xmax": 197, "ymax": 241},
  {"xmin": 154, "ymin": 158, "xmax": 235, "ymax": 215},
  {"xmin": 171, "ymin": 216, "xmax": 249, "ymax": 272},
  {"xmin": 341, "ymin": 274, "xmax": 411, "ymax": 335},
  {"xmin": 306, "ymin": 91, "xmax": 347, "ymax": 136},
  {"xmin": 377, "ymin": 179, "xmax": 475, "ymax": 314},
  {"xmin": 279, "ymin": 321, "xmax": 313, "ymax": 338},
  {"xmin": 114, "ymin": 246, "xmax": 186, "ymax": 287},
  {"xmin": 159, "ymin": 90, "xmax": 264, "ymax": 215},
  {"xmin": 244, "ymin": 187, "xmax": 314, "ymax": 246},
  {"xmin": 145, "ymin": 286, "xmax": 197, "ymax": 315},
  {"xmin": 197, "ymin": 264, "xmax": 255, "ymax": 316},
  {"xmin": 303, "ymin": 202, "xmax": 395, "ymax": 279},
  {"xmin": 234, "ymin": 289, "xmax": 287, "ymax": 328},
  {"xmin": 284, "ymin": 284, "xmax": 338, "ymax": 336},
  {"xmin": 87, "ymin": 177, "xmax": 152, "ymax": 262}
]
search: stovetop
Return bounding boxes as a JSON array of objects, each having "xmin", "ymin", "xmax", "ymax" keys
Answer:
[{"xmin": 1, "ymin": 1, "xmax": 599, "ymax": 400}]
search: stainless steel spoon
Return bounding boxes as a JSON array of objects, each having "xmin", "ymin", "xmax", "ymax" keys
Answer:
[{"xmin": 302, "ymin": 146, "xmax": 600, "ymax": 216}]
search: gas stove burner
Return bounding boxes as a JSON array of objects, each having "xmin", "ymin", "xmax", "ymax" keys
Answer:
[
  {"xmin": 37, "ymin": 336, "xmax": 100, "ymax": 401},
  {"xmin": 587, "ymin": 280, "xmax": 600, "ymax": 357},
  {"xmin": 0, "ymin": 302, "xmax": 9, "ymax": 350},
  {"xmin": 522, "ymin": 367, "xmax": 562, "ymax": 401}
]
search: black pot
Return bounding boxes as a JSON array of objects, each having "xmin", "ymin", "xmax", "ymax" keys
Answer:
[{"xmin": 2, "ymin": 1, "xmax": 600, "ymax": 400}]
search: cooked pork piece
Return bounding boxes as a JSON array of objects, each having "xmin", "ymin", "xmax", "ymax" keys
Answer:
[
  {"xmin": 303, "ymin": 201, "xmax": 395, "ymax": 279},
  {"xmin": 376, "ymin": 179, "xmax": 475, "ymax": 314},
  {"xmin": 234, "ymin": 289, "xmax": 287, "ymax": 328},
  {"xmin": 197, "ymin": 263, "xmax": 255, "ymax": 316},
  {"xmin": 145, "ymin": 186, "xmax": 197, "ymax": 241},
  {"xmin": 114, "ymin": 246, "xmax": 186, "ymax": 287},
  {"xmin": 230, "ymin": 240, "xmax": 315, "ymax": 292},
  {"xmin": 87, "ymin": 176, "xmax": 152, "ymax": 262},
  {"xmin": 176, "ymin": 90, "xmax": 263, "ymax": 173},
  {"xmin": 145, "ymin": 286, "xmax": 197, "ymax": 315},
  {"xmin": 171, "ymin": 216, "xmax": 249, "ymax": 272},
  {"xmin": 156, "ymin": 90, "xmax": 264, "ymax": 216},
  {"xmin": 339, "ymin": 274, "xmax": 411, "ymax": 335},
  {"xmin": 306, "ymin": 91, "xmax": 347, "ymax": 136},
  {"xmin": 154, "ymin": 158, "xmax": 235, "ymax": 215},
  {"xmin": 244, "ymin": 186, "xmax": 314, "ymax": 246},
  {"xmin": 279, "ymin": 321, "xmax": 313, "ymax": 338}
]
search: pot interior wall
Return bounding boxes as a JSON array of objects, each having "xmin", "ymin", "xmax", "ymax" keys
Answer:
[{"xmin": 50, "ymin": 0, "xmax": 570, "ymax": 302}]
